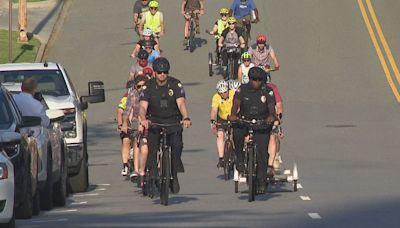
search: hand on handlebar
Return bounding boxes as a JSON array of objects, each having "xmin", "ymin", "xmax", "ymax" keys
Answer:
[
  {"xmin": 182, "ymin": 119, "xmax": 192, "ymax": 128},
  {"xmin": 140, "ymin": 119, "xmax": 151, "ymax": 130}
]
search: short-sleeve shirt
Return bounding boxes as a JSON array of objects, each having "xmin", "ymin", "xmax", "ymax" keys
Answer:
[
  {"xmin": 266, "ymin": 83, "xmax": 282, "ymax": 103},
  {"xmin": 211, "ymin": 90, "xmax": 235, "ymax": 120},
  {"xmin": 139, "ymin": 77, "xmax": 185, "ymax": 123},
  {"xmin": 148, "ymin": 51, "xmax": 160, "ymax": 63},
  {"xmin": 234, "ymin": 84, "xmax": 275, "ymax": 119},
  {"xmin": 221, "ymin": 28, "xmax": 244, "ymax": 47},
  {"xmin": 129, "ymin": 61, "xmax": 153, "ymax": 78},
  {"xmin": 230, "ymin": 0, "xmax": 256, "ymax": 19},
  {"xmin": 133, "ymin": 0, "xmax": 149, "ymax": 14},
  {"xmin": 184, "ymin": 0, "xmax": 201, "ymax": 12},
  {"xmin": 248, "ymin": 44, "xmax": 273, "ymax": 67},
  {"xmin": 137, "ymin": 39, "xmax": 157, "ymax": 49}
]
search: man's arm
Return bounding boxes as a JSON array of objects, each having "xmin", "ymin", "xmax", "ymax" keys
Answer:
[
  {"xmin": 176, "ymin": 97, "xmax": 191, "ymax": 128},
  {"xmin": 181, "ymin": 0, "xmax": 186, "ymax": 15},
  {"xmin": 218, "ymin": 36, "xmax": 225, "ymax": 47},
  {"xmin": 239, "ymin": 36, "xmax": 246, "ymax": 49},
  {"xmin": 160, "ymin": 12, "xmax": 165, "ymax": 35},
  {"xmin": 139, "ymin": 100, "xmax": 149, "ymax": 129},
  {"xmin": 39, "ymin": 106, "xmax": 50, "ymax": 127},
  {"xmin": 270, "ymin": 47, "xmax": 280, "ymax": 70},
  {"xmin": 199, "ymin": 0, "xmax": 205, "ymax": 15}
]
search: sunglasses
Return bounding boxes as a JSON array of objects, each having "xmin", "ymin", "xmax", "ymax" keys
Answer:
[
  {"xmin": 150, "ymin": 7, "xmax": 158, "ymax": 10},
  {"xmin": 221, "ymin": 14, "xmax": 228, "ymax": 17},
  {"xmin": 243, "ymin": 59, "xmax": 251, "ymax": 62},
  {"xmin": 250, "ymin": 78, "xmax": 263, "ymax": 81},
  {"xmin": 228, "ymin": 22, "xmax": 236, "ymax": 25},
  {"xmin": 136, "ymin": 84, "xmax": 145, "ymax": 89},
  {"xmin": 156, "ymin": 71, "xmax": 168, "ymax": 74}
]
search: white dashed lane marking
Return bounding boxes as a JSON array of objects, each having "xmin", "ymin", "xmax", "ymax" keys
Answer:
[
  {"xmin": 297, "ymin": 183, "xmax": 303, "ymax": 189},
  {"xmin": 70, "ymin": 201, "xmax": 88, "ymax": 205},
  {"xmin": 72, "ymin": 193, "xmax": 99, "ymax": 197},
  {"xmin": 96, "ymin": 183, "xmax": 111, "ymax": 186},
  {"xmin": 50, "ymin": 209, "xmax": 78, "ymax": 213},
  {"xmin": 31, "ymin": 218, "xmax": 69, "ymax": 223},
  {"xmin": 95, "ymin": 188, "xmax": 107, "ymax": 191},
  {"xmin": 300, "ymin": 196, "xmax": 311, "ymax": 201},
  {"xmin": 308, "ymin": 213, "xmax": 322, "ymax": 219}
]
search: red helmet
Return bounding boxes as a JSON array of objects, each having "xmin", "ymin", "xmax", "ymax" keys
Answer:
[
  {"xmin": 143, "ymin": 67, "xmax": 153, "ymax": 76},
  {"xmin": 256, "ymin": 34, "xmax": 267, "ymax": 44}
]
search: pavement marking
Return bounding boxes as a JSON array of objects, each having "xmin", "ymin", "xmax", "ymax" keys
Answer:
[
  {"xmin": 297, "ymin": 183, "xmax": 303, "ymax": 189},
  {"xmin": 308, "ymin": 213, "xmax": 322, "ymax": 219},
  {"xmin": 300, "ymin": 196, "xmax": 311, "ymax": 201},
  {"xmin": 31, "ymin": 218, "xmax": 69, "ymax": 223},
  {"xmin": 72, "ymin": 193, "xmax": 99, "ymax": 197},
  {"xmin": 96, "ymin": 183, "xmax": 111, "ymax": 186},
  {"xmin": 95, "ymin": 188, "xmax": 107, "ymax": 191},
  {"xmin": 50, "ymin": 209, "xmax": 78, "ymax": 213},
  {"xmin": 70, "ymin": 201, "xmax": 88, "ymax": 205},
  {"xmin": 357, "ymin": 0, "xmax": 400, "ymax": 102}
]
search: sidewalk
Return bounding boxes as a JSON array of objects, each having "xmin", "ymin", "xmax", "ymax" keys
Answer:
[{"xmin": 0, "ymin": 0, "xmax": 63, "ymax": 61}]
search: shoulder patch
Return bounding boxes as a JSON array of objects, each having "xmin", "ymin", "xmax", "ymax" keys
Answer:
[
  {"xmin": 177, "ymin": 83, "xmax": 183, "ymax": 88},
  {"xmin": 269, "ymin": 90, "xmax": 274, "ymax": 96}
]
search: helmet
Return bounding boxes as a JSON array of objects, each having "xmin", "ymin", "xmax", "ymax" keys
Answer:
[
  {"xmin": 126, "ymin": 80, "xmax": 135, "ymax": 89},
  {"xmin": 216, "ymin": 80, "xmax": 229, "ymax": 93},
  {"xmin": 143, "ymin": 67, "xmax": 153, "ymax": 77},
  {"xmin": 153, "ymin": 57, "xmax": 170, "ymax": 72},
  {"xmin": 227, "ymin": 17, "xmax": 237, "ymax": 23},
  {"xmin": 220, "ymin": 8, "xmax": 229, "ymax": 14},
  {"xmin": 143, "ymin": 28, "xmax": 153, "ymax": 37},
  {"xmin": 138, "ymin": 49, "xmax": 149, "ymax": 59},
  {"xmin": 148, "ymin": 1, "xmax": 159, "ymax": 8},
  {"xmin": 143, "ymin": 39, "xmax": 155, "ymax": 48},
  {"xmin": 228, "ymin": 80, "xmax": 241, "ymax": 91},
  {"xmin": 266, "ymin": 72, "xmax": 271, "ymax": 83},
  {"xmin": 241, "ymin": 52, "xmax": 252, "ymax": 60},
  {"xmin": 248, "ymin": 67, "xmax": 267, "ymax": 80},
  {"xmin": 256, "ymin": 34, "xmax": 267, "ymax": 44}
]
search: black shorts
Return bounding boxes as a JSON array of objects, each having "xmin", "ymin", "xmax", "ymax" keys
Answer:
[
  {"xmin": 120, "ymin": 129, "xmax": 138, "ymax": 140},
  {"xmin": 217, "ymin": 117, "xmax": 230, "ymax": 131}
]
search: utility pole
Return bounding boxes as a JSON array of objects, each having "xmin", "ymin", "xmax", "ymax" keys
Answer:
[
  {"xmin": 8, "ymin": 0, "xmax": 12, "ymax": 62},
  {"xmin": 18, "ymin": 0, "xmax": 28, "ymax": 42}
]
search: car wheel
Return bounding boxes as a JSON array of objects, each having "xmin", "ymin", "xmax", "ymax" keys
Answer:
[
  {"xmin": 15, "ymin": 158, "xmax": 33, "ymax": 219},
  {"xmin": 68, "ymin": 151, "xmax": 89, "ymax": 193},
  {"xmin": 53, "ymin": 151, "xmax": 67, "ymax": 206},
  {"xmin": 40, "ymin": 150, "xmax": 53, "ymax": 210}
]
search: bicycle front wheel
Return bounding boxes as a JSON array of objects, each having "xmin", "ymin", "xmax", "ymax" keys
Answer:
[
  {"xmin": 247, "ymin": 146, "xmax": 256, "ymax": 202},
  {"xmin": 160, "ymin": 149, "xmax": 171, "ymax": 206},
  {"xmin": 189, "ymin": 20, "xmax": 195, "ymax": 52}
]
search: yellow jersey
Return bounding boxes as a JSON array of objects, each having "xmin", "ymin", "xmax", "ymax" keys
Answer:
[{"xmin": 211, "ymin": 90, "xmax": 235, "ymax": 120}]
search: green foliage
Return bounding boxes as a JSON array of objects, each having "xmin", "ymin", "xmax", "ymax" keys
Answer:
[{"xmin": 0, "ymin": 29, "xmax": 41, "ymax": 64}]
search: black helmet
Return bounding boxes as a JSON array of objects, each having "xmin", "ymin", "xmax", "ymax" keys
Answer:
[
  {"xmin": 153, "ymin": 57, "xmax": 170, "ymax": 72},
  {"xmin": 248, "ymin": 67, "xmax": 267, "ymax": 80},
  {"xmin": 138, "ymin": 49, "xmax": 149, "ymax": 59},
  {"xmin": 143, "ymin": 39, "xmax": 155, "ymax": 48}
]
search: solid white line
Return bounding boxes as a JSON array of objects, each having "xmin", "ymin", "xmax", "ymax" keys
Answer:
[
  {"xmin": 72, "ymin": 193, "xmax": 99, "ymax": 197},
  {"xmin": 308, "ymin": 213, "xmax": 322, "ymax": 219},
  {"xmin": 96, "ymin": 183, "xmax": 111, "ymax": 186},
  {"xmin": 96, "ymin": 188, "xmax": 107, "ymax": 191},
  {"xmin": 297, "ymin": 183, "xmax": 303, "ymax": 189},
  {"xmin": 51, "ymin": 209, "xmax": 78, "ymax": 213},
  {"xmin": 31, "ymin": 218, "xmax": 68, "ymax": 223},
  {"xmin": 300, "ymin": 196, "xmax": 311, "ymax": 201},
  {"xmin": 70, "ymin": 201, "xmax": 87, "ymax": 205}
]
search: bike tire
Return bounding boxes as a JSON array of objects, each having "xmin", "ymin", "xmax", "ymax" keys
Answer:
[
  {"xmin": 160, "ymin": 149, "xmax": 171, "ymax": 206},
  {"xmin": 208, "ymin": 52, "xmax": 213, "ymax": 76},
  {"xmin": 223, "ymin": 141, "xmax": 233, "ymax": 180},
  {"xmin": 189, "ymin": 20, "xmax": 195, "ymax": 53},
  {"xmin": 247, "ymin": 146, "xmax": 255, "ymax": 202}
]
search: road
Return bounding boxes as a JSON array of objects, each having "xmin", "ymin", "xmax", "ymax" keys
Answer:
[{"xmin": 17, "ymin": 0, "xmax": 400, "ymax": 227}]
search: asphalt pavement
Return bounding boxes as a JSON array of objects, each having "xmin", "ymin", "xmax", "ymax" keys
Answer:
[{"xmin": 16, "ymin": 0, "xmax": 400, "ymax": 227}]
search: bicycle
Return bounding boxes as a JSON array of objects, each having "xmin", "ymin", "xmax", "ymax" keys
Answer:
[
  {"xmin": 185, "ymin": 10, "xmax": 200, "ymax": 52},
  {"xmin": 215, "ymin": 121, "xmax": 235, "ymax": 180},
  {"xmin": 232, "ymin": 118, "xmax": 271, "ymax": 202},
  {"xmin": 221, "ymin": 46, "xmax": 242, "ymax": 80},
  {"xmin": 205, "ymin": 29, "xmax": 222, "ymax": 77}
]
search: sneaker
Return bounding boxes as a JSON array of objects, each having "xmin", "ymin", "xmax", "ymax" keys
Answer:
[
  {"xmin": 257, "ymin": 179, "xmax": 266, "ymax": 194},
  {"xmin": 217, "ymin": 158, "xmax": 224, "ymax": 169},
  {"xmin": 267, "ymin": 166, "xmax": 275, "ymax": 179},
  {"xmin": 130, "ymin": 172, "xmax": 139, "ymax": 182},
  {"xmin": 121, "ymin": 164, "xmax": 128, "ymax": 176},
  {"xmin": 171, "ymin": 175, "xmax": 180, "ymax": 194},
  {"xmin": 236, "ymin": 162, "xmax": 245, "ymax": 173},
  {"xmin": 183, "ymin": 38, "xmax": 188, "ymax": 47}
]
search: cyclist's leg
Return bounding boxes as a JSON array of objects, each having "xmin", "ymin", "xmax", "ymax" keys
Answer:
[
  {"xmin": 139, "ymin": 136, "xmax": 149, "ymax": 176},
  {"xmin": 233, "ymin": 126, "xmax": 247, "ymax": 172},
  {"xmin": 254, "ymin": 130, "xmax": 270, "ymax": 184},
  {"xmin": 146, "ymin": 128, "xmax": 161, "ymax": 177},
  {"xmin": 120, "ymin": 132, "xmax": 131, "ymax": 175},
  {"xmin": 267, "ymin": 134, "xmax": 277, "ymax": 168},
  {"xmin": 195, "ymin": 13, "xmax": 200, "ymax": 34},
  {"xmin": 183, "ymin": 14, "xmax": 190, "ymax": 45},
  {"xmin": 168, "ymin": 126, "xmax": 184, "ymax": 177}
]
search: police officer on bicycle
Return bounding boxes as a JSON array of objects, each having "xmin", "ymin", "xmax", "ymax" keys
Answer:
[
  {"xmin": 228, "ymin": 67, "xmax": 277, "ymax": 193},
  {"xmin": 139, "ymin": 57, "xmax": 191, "ymax": 194}
]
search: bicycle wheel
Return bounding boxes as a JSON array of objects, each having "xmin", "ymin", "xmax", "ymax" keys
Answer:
[
  {"xmin": 247, "ymin": 146, "xmax": 255, "ymax": 202},
  {"xmin": 160, "ymin": 149, "xmax": 171, "ymax": 206},
  {"xmin": 223, "ymin": 141, "xmax": 233, "ymax": 180},
  {"xmin": 229, "ymin": 58, "xmax": 235, "ymax": 80},
  {"xmin": 208, "ymin": 52, "xmax": 213, "ymax": 76},
  {"xmin": 189, "ymin": 19, "xmax": 195, "ymax": 52}
]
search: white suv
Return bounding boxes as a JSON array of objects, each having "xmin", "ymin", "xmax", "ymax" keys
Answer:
[{"xmin": 0, "ymin": 63, "xmax": 105, "ymax": 193}]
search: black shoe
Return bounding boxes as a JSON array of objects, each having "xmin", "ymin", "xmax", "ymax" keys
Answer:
[
  {"xmin": 257, "ymin": 180, "xmax": 266, "ymax": 194},
  {"xmin": 171, "ymin": 176, "xmax": 180, "ymax": 194},
  {"xmin": 236, "ymin": 162, "xmax": 245, "ymax": 173},
  {"xmin": 217, "ymin": 158, "xmax": 224, "ymax": 169},
  {"xmin": 138, "ymin": 175, "xmax": 145, "ymax": 188},
  {"xmin": 266, "ymin": 166, "xmax": 275, "ymax": 179}
]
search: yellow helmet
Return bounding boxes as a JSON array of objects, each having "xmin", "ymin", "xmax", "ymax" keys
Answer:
[
  {"xmin": 148, "ymin": 1, "xmax": 159, "ymax": 8},
  {"xmin": 220, "ymin": 8, "xmax": 229, "ymax": 14},
  {"xmin": 227, "ymin": 17, "xmax": 237, "ymax": 23}
]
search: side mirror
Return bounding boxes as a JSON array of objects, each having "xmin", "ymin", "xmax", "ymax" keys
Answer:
[
  {"xmin": 21, "ymin": 116, "xmax": 42, "ymax": 128},
  {"xmin": 46, "ymin": 110, "xmax": 65, "ymax": 123},
  {"xmin": 81, "ymin": 81, "xmax": 105, "ymax": 104},
  {"xmin": 0, "ymin": 132, "xmax": 22, "ymax": 148},
  {"xmin": 60, "ymin": 122, "xmax": 74, "ymax": 131},
  {"xmin": 79, "ymin": 101, "xmax": 88, "ymax": 110}
]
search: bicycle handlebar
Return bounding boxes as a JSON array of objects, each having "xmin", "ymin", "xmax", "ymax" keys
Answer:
[{"xmin": 150, "ymin": 122, "xmax": 182, "ymax": 128}]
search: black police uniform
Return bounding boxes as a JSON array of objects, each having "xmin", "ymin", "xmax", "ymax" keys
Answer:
[
  {"xmin": 139, "ymin": 76, "xmax": 185, "ymax": 177},
  {"xmin": 232, "ymin": 83, "xmax": 276, "ymax": 184}
]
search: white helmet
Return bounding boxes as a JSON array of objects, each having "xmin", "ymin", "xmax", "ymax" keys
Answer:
[
  {"xmin": 228, "ymin": 79, "xmax": 241, "ymax": 91},
  {"xmin": 143, "ymin": 28, "xmax": 153, "ymax": 37},
  {"xmin": 216, "ymin": 80, "xmax": 229, "ymax": 93}
]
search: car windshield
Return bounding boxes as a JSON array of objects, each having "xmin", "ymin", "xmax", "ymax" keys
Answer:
[
  {"xmin": 0, "ymin": 70, "xmax": 69, "ymax": 96},
  {"xmin": 0, "ymin": 92, "xmax": 13, "ymax": 130}
]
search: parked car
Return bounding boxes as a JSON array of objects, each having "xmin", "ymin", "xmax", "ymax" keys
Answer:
[
  {"xmin": 0, "ymin": 63, "xmax": 105, "ymax": 193},
  {"xmin": 0, "ymin": 85, "xmax": 41, "ymax": 219},
  {"xmin": 0, "ymin": 150, "xmax": 15, "ymax": 228}
]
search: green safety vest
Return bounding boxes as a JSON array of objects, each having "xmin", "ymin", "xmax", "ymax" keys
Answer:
[
  {"xmin": 144, "ymin": 11, "xmax": 162, "ymax": 33},
  {"xmin": 215, "ymin": 19, "xmax": 228, "ymax": 39}
]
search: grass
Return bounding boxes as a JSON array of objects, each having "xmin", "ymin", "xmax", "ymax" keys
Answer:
[{"xmin": 0, "ymin": 29, "xmax": 41, "ymax": 64}]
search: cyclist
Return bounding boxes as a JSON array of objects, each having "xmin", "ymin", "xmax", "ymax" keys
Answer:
[
  {"xmin": 230, "ymin": 0, "xmax": 259, "ymax": 44},
  {"xmin": 210, "ymin": 80, "xmax": 235, "ymax": 168},
  {"xmin": 265, "ymin": 73, "xmax": 284, "ymax": 176},
  {"xmin": 133, "ymin": 0, "xmax": 150, "ymax": 36},
  {"xmin": 218, "ymin": 17, "xmax": 246, "ymax": 79},
  {"xmin": 143, "ymin": 67, "xmax": 154, "ymax": 79},
  {"xmin": 121, "ymin": 75, "xmax": 149, "ymax": 183},
  {"xmin": 140, "ymin": 1, "xmax": 165, "ymax": 47},
  {"xmin": 130, "ymin": 28, "xmax": 160, "ymax": 58},
  {"xmin": 237, "ymin": 52, "xmax": 254, "ymax": 84},
  {"xmin": 129, "ymin": 49, "xmax": 152, "ymax": 80},
  {"xmin": 228, "ymin": 67, "xmax": 277, "ymax": 193},
  {"xmin": 207, "ymin": 8, "xmax": 229, "ymax": 64},
  {"xmin": 181, "ymin": 0, "xmax": 205, "ymax": 47},
  {"xmin": 248, "ymin": 34, "xmax": 280, "ymax": 71},
  {"xmin": 143, "ymin": 39, "xmax": 160, "ymax": 64},
  {"xmin": 117, "ymin": 80, "xmax": 135, "ymax": 176},
  {"xmin": 139, "ymin": 57, "xmax": 192, "ymax": 194}
]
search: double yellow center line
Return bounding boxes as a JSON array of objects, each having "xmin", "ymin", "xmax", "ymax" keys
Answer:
[{"xmin": 358, "ymin": 0, "xmax": 400, "ymax": 102}]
